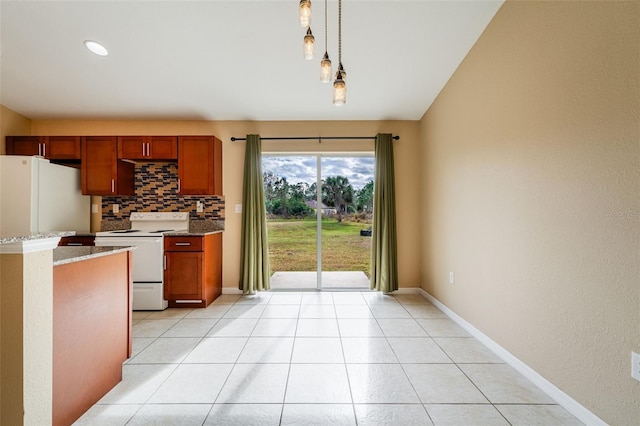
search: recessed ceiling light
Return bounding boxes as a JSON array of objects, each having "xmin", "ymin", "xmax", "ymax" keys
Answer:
[{"xmin": 84, "ymin": 40, "xmax": 108, "ymax": 56}]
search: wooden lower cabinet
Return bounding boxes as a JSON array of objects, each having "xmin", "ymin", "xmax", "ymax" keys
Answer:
[
  {"xmin": 58, "ymin": 236, "xmax": 95, "ymax": 246},
  {"xmin": 164, "ymin": 233, "xmax": 222, "ymax": 308}
]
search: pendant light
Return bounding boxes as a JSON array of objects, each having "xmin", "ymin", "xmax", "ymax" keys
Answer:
[
  {"xmin": 332, "ymin": 0, "xmax": 346, "ymax": 105},
  {"xmin": 320, "ymin": 0, "xmax": 332, "ymax": 82},
  {"xmin": 335, "ymin": 62, "xmax": 346, "ymax": 82},
  {"xmin": 303, "ymin": 27, "xmax": 315, "ymax": 60},
  {"xmin": 333, "ymin": 70, "xmax": 346, "ymax": 106},
  {"xmin": 299, "ymin": 0, "xmax": 311, "ymax": 27}
]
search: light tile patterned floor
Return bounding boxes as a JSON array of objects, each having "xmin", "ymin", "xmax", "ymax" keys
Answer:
[{"xmin": 74, "ymin": 291, "xmax": 584, "ymax": 425}]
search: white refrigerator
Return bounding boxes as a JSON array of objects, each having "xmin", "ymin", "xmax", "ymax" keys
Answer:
[{"xmin": 0, "ymin": 156, "xmax": 90, "ymax": 237}]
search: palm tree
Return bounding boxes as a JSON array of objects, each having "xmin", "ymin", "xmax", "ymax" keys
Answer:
[
  {"xmin": 356, "ymin": 180, "xmax": 374, "ymax": 213},
  {"xmin": 322, "ymin": 175, "xmax": 354, "ymax": 222}
]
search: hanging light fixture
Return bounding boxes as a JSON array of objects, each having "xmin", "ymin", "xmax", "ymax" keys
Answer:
[
  {"xmin": 320, "ymin": 0, "xmax": 332, "ymax": 82},
  {"xmin": 303, "ymin": 27, "xmax": 315, "ymax": 60},
  {"xmin": 333, "ymin": 70, "xmax": 346, "ymax": 106},
  {"xmin": 299, "ymin": 0, "xmax": 312, "ymax": 27},
  {"xmin": 335, "ymin": 62, "xmax": 346, "ymax": 82},
  {"xmin": 332, "ymin": 0, "xmax": 346, "ymax": 105}
]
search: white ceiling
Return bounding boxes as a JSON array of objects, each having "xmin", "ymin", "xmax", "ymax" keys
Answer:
[{"xmin": 0, "ymin": 0, "xmax": 503, "ymax": 121}]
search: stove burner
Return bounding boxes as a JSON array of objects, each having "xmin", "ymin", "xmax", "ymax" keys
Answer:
[
  {"xmin": 111, "ymin": 229, "xmax": 141, "ymax": 233},
  {"xmin": 151, "ymin": 229, "xmax": 175, "ymax": 233}
]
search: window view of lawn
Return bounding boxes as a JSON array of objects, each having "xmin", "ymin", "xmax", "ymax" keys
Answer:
[{"xmin": 267, "ymin": 218, "xmax": 372, "ymax": 275}]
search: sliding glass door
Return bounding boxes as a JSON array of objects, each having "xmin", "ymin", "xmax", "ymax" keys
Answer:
[
  {"xmin": 263, "ymin": 153, "xmax": 374, "ymax": 290},
  {"xmin": 320, "ymin": 155, "xmax": 374, "ymax": 289}
]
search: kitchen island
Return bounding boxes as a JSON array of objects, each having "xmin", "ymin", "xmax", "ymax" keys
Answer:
[
  {"xmin": 0, "ymin": 236, "xmax": 133, "ymax": 426},
  {"xmin": 53, "ymin": 246, "xmax": 133, "ymax": 426}
]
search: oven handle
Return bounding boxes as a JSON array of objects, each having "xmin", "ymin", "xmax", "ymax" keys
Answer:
[{"xmin": 94, "ymin": 238, "xmax": 163, "ymax": 245}]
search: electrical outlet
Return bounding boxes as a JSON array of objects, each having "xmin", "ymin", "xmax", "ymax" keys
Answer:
[
  {"xmin": 196, "ymin": 201, "xmax": 203, "ymax": 213},
  {"xmin": 113, "ymin": 204, "xmax": 119, "ymax": 213},
  {"xmin": 235, "ymin": 204, "xmax": 242, "ymax": 214},
  {"xmin": 449, "ymin": 272, "xmax": 455, "ymax": 284},
  {"xmin": 632, "ymin": 352, "xmax": 640, "ymax": 381},
  {"xmin": 91, "ymin": 204, "xmax": 99, "ymax": 214}
]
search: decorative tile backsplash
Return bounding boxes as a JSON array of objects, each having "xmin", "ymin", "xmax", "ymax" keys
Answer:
[{"xmin": 102, "ymin": 163, "xmax": 224, "ymax": 221}]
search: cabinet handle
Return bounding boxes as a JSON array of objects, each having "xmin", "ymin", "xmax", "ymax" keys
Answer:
[
  {"xmin": 42, "ymin": 143, "xmax": 46, "ymax": 157},
  {"xmin": 177, "ymin": 179, "xmax": 181, "ymax": 193},
  {"xmin": 111, "ymin": 179, "xmax": 115, "ymax": 193},
  {"xmin": 67, "ymin": 243, "xmax": 82, "ymax": 246},
  {"xmin": 163, "ymin": 255, "xmax": 167, "ymax": 270},
  {"xmin": 147, "ymin": 142, "xmax": 150, "ymax": 156},
  {"xmin": 175, "ymin": 242, "xmax": 191, "ymax": 246}
]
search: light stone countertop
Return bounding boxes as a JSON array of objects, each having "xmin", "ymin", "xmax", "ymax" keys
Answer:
[
  {"xmin": 0, "ymin": 231, "xmax": 76, "ymax": 245},
  {"xmin": 53, "ymin": 246, "xmax": 135, "ymax": 266}
]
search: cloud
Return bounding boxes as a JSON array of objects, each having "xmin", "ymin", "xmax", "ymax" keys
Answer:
[{"xmin": 262, "ymin": 155, "xmax": 374, "ymax": 190}]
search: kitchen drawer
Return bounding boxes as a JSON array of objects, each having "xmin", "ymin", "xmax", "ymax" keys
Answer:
[
  {"xmin": 59, "ymin": 236, "xmax": 96, "ymax": 246},
  {"xmin": 164, "ymin": 236, "xmax": 203, "ymax": 251}
]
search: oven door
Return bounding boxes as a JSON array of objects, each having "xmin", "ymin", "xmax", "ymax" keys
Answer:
[{"xmin": 94, "ymin": 236, "xmax": 163, "ymax": 282}]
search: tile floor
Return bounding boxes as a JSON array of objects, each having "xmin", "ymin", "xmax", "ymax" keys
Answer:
[{"xmin": 74, "ymin": 291, "xmax": 584, "ymax": 425}]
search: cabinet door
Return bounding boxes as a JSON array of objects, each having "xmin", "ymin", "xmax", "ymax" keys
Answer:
[
  {"xmin": 6, "ymin": 136, "xmax": 42, "ymax": 156},
  {"xmin": 164, "ymin": 251, "xmax": 203, "ymax": 300},
  {"xmin": 45, "ymin": 136, "xmax": 81, "ymax": 159},
  {"xmin": 148, "ymin": 136, "xmax": 177, "ymax": 160},
  {"xmin": 82, "ymin": 136, "xmax": 118, "ymax": 195},
  {"xmin": 118, "ymin": 136, "xmax": 147, "ymax": 160},
  {"xmin": 82, "ymin": 136, "xmax": 134, "ymax": 195},
  {"xmin": 178, "ymin": 136, "xmax": 221, "ymax": 195},
  {"xmin": 118, "ymin": 136, "xmax": 178, "ymax": 160}
]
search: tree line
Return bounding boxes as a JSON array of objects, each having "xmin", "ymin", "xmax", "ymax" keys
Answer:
[{"xmin": 263, "ymin": 171, "xmax": 373, "ymax": 222}]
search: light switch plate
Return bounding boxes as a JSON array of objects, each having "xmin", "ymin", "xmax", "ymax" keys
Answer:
[
  {"xmin": 235, "ymin": 204, "xmax": 242, "ymax": 213},
  {"xmin": 449, "ymin": 272, "xmax": 455, "ymax": 284},
  {"xmin": 91, "ymin": 204, "xmax": 99, "ymax": 214},
  {"xmin": 632, "ymin": 352, "xmax": 640, "ymax": 381}
]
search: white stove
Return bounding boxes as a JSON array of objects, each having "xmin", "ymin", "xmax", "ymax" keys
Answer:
[{"xmin": 96, "ymin": 212, "xmax": 190, "ymax": 310}]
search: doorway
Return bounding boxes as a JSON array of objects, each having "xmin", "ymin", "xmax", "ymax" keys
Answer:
[{"xmin": 262, "ymin": 154, "xmax": 374, "ymax": 290}]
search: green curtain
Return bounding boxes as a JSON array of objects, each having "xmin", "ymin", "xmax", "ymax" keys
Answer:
[
  {"xmin": 370, "ymin": 133, "xmax": 398, "ymax": 293},
  {"xmin": 239, "ymin": 134, "xmax": 270, "ymax": 294}
]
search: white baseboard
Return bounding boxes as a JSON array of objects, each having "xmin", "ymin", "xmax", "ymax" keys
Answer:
[
  {"xmin": 416, "ymin": 288, "xmax": 606, "ymax": 426},
  {"xmin": 222, "ymin": 287, "xmax": 243, "ymax": 295}
]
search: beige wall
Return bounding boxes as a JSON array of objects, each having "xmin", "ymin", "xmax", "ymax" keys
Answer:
[
  {"xmin": 0, "ymin": 254, "xmax": 23, "ymax": 424},
  {"xmin": 30, "ymin": 120, "xmax": 422, "ymax": 289},
  {"xmin": 0, "ymin": 249, "xmax": 54, "ymax": 425},
  {"xmin": 420, "ymin": 1, "xmax": 639, "ymax": 424},
  {"xmin": 0, "ymin": 105, "xmax": 32, "ymax": 154}
]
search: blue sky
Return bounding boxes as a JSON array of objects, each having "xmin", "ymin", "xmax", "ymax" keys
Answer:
[{"xmin": 262, "ymin": 156, "xmax": 374, "ymax": 190}]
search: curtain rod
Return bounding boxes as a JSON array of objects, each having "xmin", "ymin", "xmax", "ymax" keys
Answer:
[{"xmin": 230, "ymin": 135, "xmax": 400, "ymax": 142}]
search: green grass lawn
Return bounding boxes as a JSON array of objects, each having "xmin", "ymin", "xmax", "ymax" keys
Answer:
[{"xmin": 267, "ymin": 219, "xmax": 372, "ymax": 275}]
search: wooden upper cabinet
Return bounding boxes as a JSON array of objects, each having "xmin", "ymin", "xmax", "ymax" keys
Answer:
[
  {"xmin": 118, "ymin": 136, "xmax": 177, "ymax": 160},
  {"xmin": 177, "ymin": 136, "xmax": 222, "ymax": 195},
  {"xmin": 6, "ymin": 136, "xmax": 81, "ymax": 160},
  {"xmin": 81, "ymin": 136, "xmax": 134, "ymax": 196},
  {"xmin": 6, "ymin": 136, "xmax": 41, "ymax": 156}
]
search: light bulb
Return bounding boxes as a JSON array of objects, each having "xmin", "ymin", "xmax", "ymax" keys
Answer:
[
  {"xmin": 333, "ymin": 72, "xmax": 346, "ymax": 106},
  {"xmin": 303, "ymin": 27, "xmax": 315, "ymax": 60},
  {"xmin": 299, "ymin": 0, "xmax": 311, "ymax": 27},
  {"xmin": 320, "ymin": 52, "xmax": 332, "ymax": 83}
]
